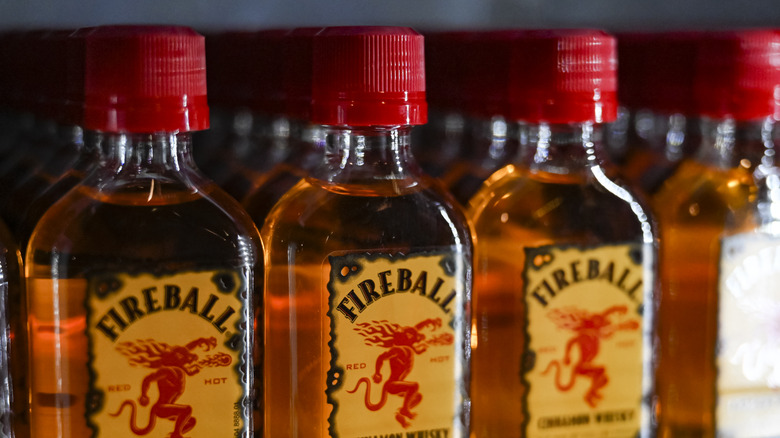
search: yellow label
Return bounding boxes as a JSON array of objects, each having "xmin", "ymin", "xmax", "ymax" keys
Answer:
[
  {"xmin": 717, "ymin": 233, "xmax": 780, "ymax": 435},
  {"xmin": 326, "ymin": 251, "xmax": 468, "ymax": 438},
  {"xmin": 523, "ymin": 244, "xmax": 645, "ymax": 437},
  {"xmin": 85, "ymin": 270, "xmax": 250, "ymax": 437}
]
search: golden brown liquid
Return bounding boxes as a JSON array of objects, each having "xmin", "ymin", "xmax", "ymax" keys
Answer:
[
  {"xmin": 652, "ymin": 160, "xmax": 755, "ymax": 438},
  {"xmin": 612, "ymin": 112, "xmax": 698, "ymax": 198},
  {"xmin": 468, "ymin": 164, "xmax": 653, "ymax": 438},
  {"xmin": 25, "ymin": 178, "xmax": 260, "ymax": 438},
  {"xmin": 262, "ymin": 176, "xmax": 472, "ymax": 438}
]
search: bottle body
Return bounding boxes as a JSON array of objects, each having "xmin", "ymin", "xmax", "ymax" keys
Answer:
[
  {"xmin": 262, "ymin": 127, "xmax": 472, "ymax": 437},
  {"xmin": 469, "ymin": 123, "xmax": 656, "ymax": 437},
  {"xmin": 653, "ymin": 118, "xmax": 769, "ymax": 437},
  {"xmin": 25, "ymin": 133, "xmax": 259, "ymax": 438}
]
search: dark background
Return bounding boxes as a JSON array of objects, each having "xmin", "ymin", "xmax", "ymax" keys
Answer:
[{"xmin": 1, "ymin": 0, "xmax": 778, "ymax": 32}]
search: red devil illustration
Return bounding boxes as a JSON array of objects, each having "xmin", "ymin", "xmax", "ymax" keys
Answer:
[
  {"xmin": 346, "ymin": 318, "xmax": 453, "ymax": 428},
  {"xmin": 109, "ymin": 337, "xmax": 232, "ymax": 437},
  {"xmin": 541, "ymin": 305, "xmax": 639, "ymax": 408}
]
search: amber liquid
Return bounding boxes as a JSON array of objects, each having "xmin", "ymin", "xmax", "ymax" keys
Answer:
[
  {"xmin": 612, "ymin": 111, "xmax": 699, "ymax": 198},
  {"xmin": 25, "ymin": 172, "xmax": 260, "ymax": 437},
  {"xmin": 652, "ymin": 159, "xmax": 754, "ymax": 438},
  {"xmin": 441, "ymin": 117, "xmax": 519, "ymax": 207},
  {"xmin": 262, "ymin": 167, "xmax": 472, "ymax": 437},
  {"xmin": 468, "ymin": 154, "xmax": 654, "ymax": 435}
]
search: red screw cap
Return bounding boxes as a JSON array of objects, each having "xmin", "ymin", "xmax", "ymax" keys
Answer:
[
  {"xmin": 694, "ymin": 29, "xmax": 780, "ymax": 121},
  {"xmin": 83, "ymin": 25, "xmax": 209, "ymax": 133},
  {"xmin": 506, "ymin": 29, "xmax": 618, "ymax": 124},
  {"xmin": 311, "ymin": 26, "xmax": 427, "ymax": 126}
]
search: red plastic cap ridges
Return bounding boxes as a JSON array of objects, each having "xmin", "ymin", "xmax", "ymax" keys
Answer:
[
  {"xmin": 506, "ymin": 29, "xmax": 617, "ymax": 124},
  {"xmin": 311, "ymin": 26, "xmax": 427, "ymax": 126},
  {"xmin": 83, "ymin": 25, "xmax": 209, "ymax": 133},
  {"xmin": 695, "ymin": 29, "xmax": 780, "ymax": 121}
]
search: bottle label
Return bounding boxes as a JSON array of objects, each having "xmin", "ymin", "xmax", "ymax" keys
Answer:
[
  {"xmin": 325, "ymin": 250, "xmax": 468, "ymax": 438},
  {"xmin": 717, "ymin": 233, "xmax": 780, "ymax": 435},
  {"xmin": 522, "ymin": 244, "xmax": 646, "ymax": 436},
  {"xmin": 84, "ymin": 270, "xmax": 251, "ymax": 437}
]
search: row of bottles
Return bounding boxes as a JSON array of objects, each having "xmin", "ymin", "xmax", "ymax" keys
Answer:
[{"xmin": 0, "ymin": 24, "xmax": 776, "ymax": 438}]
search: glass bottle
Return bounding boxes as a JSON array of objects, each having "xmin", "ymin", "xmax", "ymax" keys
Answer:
[
  {"xmin": 3, "ymin": 30, "xmax": 84, "ymax": 243},
  {"xmin": 0, "ymin": 31, "xmax": 61, "ymax": 218},
  {"xmin": 653, "ymin": 29, "xmax": 780, "ymax": 437},
  {"xmin": 607, "ymin": 32, "xmax": 701, "ymax": 198},
  {"xmin": 440, "ymin": 30, "xmax": 520, "ymax": 207},
  {"xmin": 24, "ymin": 25, "xmax": 259, "ymax": 438},
  {"xmin": 199, "ymin": 29, "xmax": 291, "ymax": 201},
  {"xmin": 262, "ymin": 27, "xmax": 472, "ymax": 437},
  {"xmin": 17, "ymin": 29, "xmax": 91, "ymax": 254},
  {"xmin": 241, "ymin": 27, "xmax": 324, "ymax": 227},
  {"xmin": 468, "ymin": 29, "xmax": 656, "ymax": 437},
  {"xmin": 0, "ymin": 217, "xmax": 25, "ymax": 438},
  {"xmin": 413, "ymin": 30, "xmax": 472, "ymax": 180}
]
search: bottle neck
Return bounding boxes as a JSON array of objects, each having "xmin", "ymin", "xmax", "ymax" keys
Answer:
[
  {"xmin": 747, "ymin": 117, "xmax": 779, "ymax": 229},
  {"xmin": 314, "ymin": 125, "xmax": 421, "ymax": 188},
  {"xmin": 465, "ymin": 115, "xmax": 518, "ymax": 170},
  {"xmin": 515, "ymin": 121, "xmax": 609, "ymax": 177},
  {"xmin": 99, "ymin": 131, "xmax": 198, "ymax": 178},
  {"xmin": 695, "ymin": 117, "xmax": 773, "ymax": 170}
]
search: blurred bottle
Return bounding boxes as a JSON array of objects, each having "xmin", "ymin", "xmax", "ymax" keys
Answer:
[
  {"xmin": 439, "ymin": 30, "xmax": 521, "ymax": 207},
  {"xmin": 0, "ymin": 31, "xmax": 24, "ymax": 156},
  {"xmin": 2, "ymin": 30, "xmax": 83, "ymax": 243},
  {"xmin": 241, "ymin": 27, "xmax": 325, "ymax": 227},
  {"xmin": 239, "ymin": 26, "xmax": 324, "ymax": 437},
  {"xmin": 0, "ymin": 31, "xmax": 61, "ymax": 216},
  {"xmin": 607, "ymin": 32, "xmax": 700, "ymax": 197},
  {"xmin": 200, "ymin": 29, "xmax": 291, "ymax": 201},
  {"xmin": 413, "ymin": 30, "xmax": 472, "ymax": 179},
  {"xmin": 653, "ymin": 29, "xmax": 780, "ymax": 437},
  {"xmin": 262, "ymin": 26, "xmax": 472, "ymax": 437},
  {"xmin": 16, "ymin": 29, "xmax": 89, "ymax": 253},
  {"xmin": 468, "ymin": 29, "xmax": 656, "ymax": 437},
  {"xmin": 0, "ymin": 217, "xmax": 25, "ymax": 438},
  {"xmin": 25, "ymin": 25, "xmax": 259, "ymax": 437}
]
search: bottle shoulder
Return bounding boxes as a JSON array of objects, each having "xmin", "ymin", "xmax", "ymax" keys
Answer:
[
  {"xmin": 652, "ymin": 159, "xmax": 756, "ymax": 225},
  {"xmin": 469, "ymin": 164, "xmax": 653, "ymax": 244},
  {"xmin": 27, "ymin": 177, "xmax": 261, "ymax": 271},
  {"xmin": 261, "ymin": 176, "xmax": 473, "ymax": 258}
]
